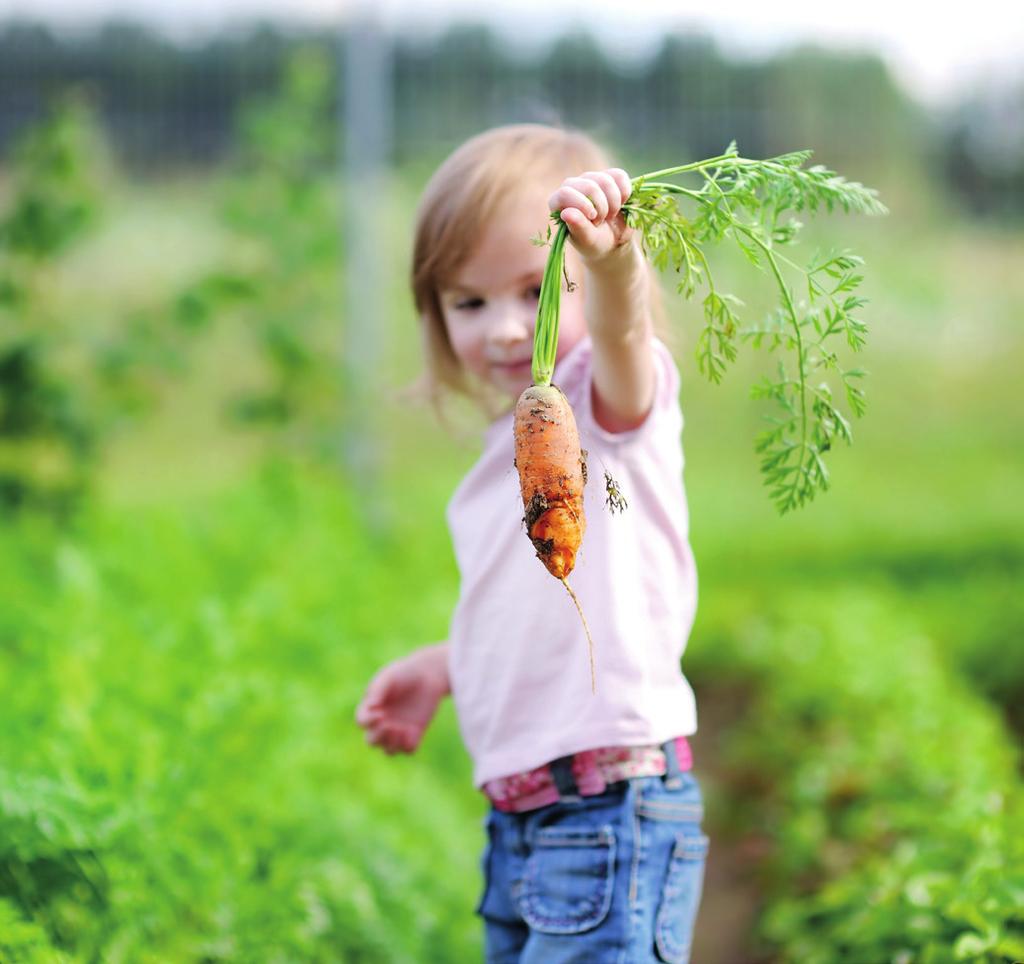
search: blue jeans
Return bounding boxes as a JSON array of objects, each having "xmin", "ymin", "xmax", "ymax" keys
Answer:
[{"xmin": 475, "ymin": 751, "xmax": 708, "ymax": 963}]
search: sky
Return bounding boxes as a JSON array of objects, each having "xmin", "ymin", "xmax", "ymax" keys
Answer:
[{"xmin": 1, "ymin": 0, "xmax": 1022, "ymax": 109}]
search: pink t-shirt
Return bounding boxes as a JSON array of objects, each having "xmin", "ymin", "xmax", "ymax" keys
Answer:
[{"xmin": 445, "ymin": 335, "xmax": 699, "ymax": 788}]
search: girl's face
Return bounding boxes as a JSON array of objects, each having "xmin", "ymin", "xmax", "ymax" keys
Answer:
[{"xmin": 438, "ymin": 185, "xmax": 588, "ymax": 401}]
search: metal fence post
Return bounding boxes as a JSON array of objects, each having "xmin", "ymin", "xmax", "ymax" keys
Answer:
[{"xmin": 340, "ymin": 8, "xmax": 393, "ymax": 534}]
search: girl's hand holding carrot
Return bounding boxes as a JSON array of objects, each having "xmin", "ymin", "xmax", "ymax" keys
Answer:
[{"xmin": 548, "ymin": 167, "xmax": 635, "ymax": 266}]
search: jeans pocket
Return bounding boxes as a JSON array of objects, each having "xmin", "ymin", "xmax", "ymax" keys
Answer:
[
  {"xmin": 637, "ymin": 772, "xmax": 704, "ymax": 824},
  {"xmin": 654, "ymin": 831, "xmax": 709, "ymax": 963},
  {"xmin": 518, "ymin": 825, "xmax": 616, "ymax": 935}
]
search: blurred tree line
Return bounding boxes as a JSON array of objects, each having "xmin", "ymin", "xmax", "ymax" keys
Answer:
[{"xmin": 0, "ymin": 17, "xmax": 1021, "ymax": 217}]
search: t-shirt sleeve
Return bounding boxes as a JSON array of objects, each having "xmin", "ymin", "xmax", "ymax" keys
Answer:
[{"xmin": 569, "ymin": 335, "xmax": 682, "ymax": 451}]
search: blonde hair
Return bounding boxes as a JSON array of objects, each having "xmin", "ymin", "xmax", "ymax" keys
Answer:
[{"xmin": 408, "ymin": 123, "xmax": 671, "ymax": 422}]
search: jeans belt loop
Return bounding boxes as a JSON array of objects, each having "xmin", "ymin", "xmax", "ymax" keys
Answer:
[{"xmin": 661, "ymin": 737, "xmax": 683, "ymax": 789}]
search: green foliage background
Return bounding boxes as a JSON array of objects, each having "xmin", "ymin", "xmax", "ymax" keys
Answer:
[{"xmin": 1, "ymin": 42, "xmax": 1023, "ymax": 964}]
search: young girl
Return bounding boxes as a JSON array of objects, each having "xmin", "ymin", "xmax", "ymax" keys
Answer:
[{"xmin": 355, "ymin": 123, "xmax": 707, "ymax": 964}]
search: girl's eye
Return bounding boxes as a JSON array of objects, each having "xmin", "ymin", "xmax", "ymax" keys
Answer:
[
  {"xmin": 455, "ymin": 297, "xmax": 483, "ymax": 311},
  {"xmin": 528, "ymin": 286, "xmax": 542, "ymax": 300}
]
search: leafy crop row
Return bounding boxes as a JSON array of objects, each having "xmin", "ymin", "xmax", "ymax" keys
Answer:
[
  {"xmin": 0, "ymin": 464, "xmax": 481, "ymax": 961},
  {"xmin": 688, "ymin": 587, "xmax": 1024, "ymax": 963},
  {"xmin": 2, "ymin": 461, "xmax": 1021, "ymax": 960}
]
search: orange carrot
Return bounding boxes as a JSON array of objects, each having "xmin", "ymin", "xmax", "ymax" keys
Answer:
[
  {"xmin": 514, "ymin": 382, "xmax": 596, "ymax": 691},
  {"xmin": 514, "ymin": 383, "xmax": 586, "ymax": 578}
]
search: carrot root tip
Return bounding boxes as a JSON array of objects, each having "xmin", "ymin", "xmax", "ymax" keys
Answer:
[{"xmin": 560, "ymin": 577, "xmax": 596, "ymax": 695}]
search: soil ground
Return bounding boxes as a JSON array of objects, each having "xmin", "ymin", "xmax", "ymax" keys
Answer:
[{"xmin": 688, "ymin": 683, "xmax": 776, "ymax": 964}]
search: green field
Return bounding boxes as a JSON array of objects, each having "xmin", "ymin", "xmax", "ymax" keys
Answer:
[{"xmin": 2, "ymin": 170, "xmax": 1023, "ymax": 962}]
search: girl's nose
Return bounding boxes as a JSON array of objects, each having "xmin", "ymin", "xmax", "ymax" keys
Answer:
[{"xmin": 489, "ymin": 307, "xmax": 531, "ymax": 346}]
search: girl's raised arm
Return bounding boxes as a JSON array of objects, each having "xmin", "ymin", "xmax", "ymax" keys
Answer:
[{"xmin": 550, "ymin": 168, "xmax": 656, "ymax": 432}]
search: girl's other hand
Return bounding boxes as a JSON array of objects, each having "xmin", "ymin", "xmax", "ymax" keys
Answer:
[
  {"xmin": 355, "ymin": 645, "xmax": 450, "ymax": 755},
  {"xmin": 548, "ymin": 168, "xmax": 635, "ymax": 266}
]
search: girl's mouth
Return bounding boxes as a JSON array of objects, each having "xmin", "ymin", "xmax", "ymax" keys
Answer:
[{"xmin": 492, "ymin": 359, "xmax": 532, "ymax": 373}]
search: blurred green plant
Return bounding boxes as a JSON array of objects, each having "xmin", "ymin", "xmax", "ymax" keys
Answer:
[
  {"xmin": 0, "ymin": 95, "xmax": 207, "ymax": 520},
  {"xmin": 0, "ymin": 462, "xmax": 481, "ymax": 961},
  {"xmin": 167, "ymin": 47, "xmax": 344, "ymax": 458},
  {"xmin": 0, "ymin": 898, "xmax": 68, "ymax": 962},
  {"xmin": 688, "ymin": 587, "xmax": 1024, "ymax": 963},
  {"xmin": 0, "ymin": 95, "xmax": 103, "ymax": 516}
]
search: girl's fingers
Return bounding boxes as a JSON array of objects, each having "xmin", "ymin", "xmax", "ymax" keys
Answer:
[
  {"xmin": 365, "ymin": 722, "xmax": 397, "ymax": 753},
  {"xmin": 607, "ymin": 168, "xmax": 632, "ymax": 204},
  {"xmin": 552, "ymin": 170, "xmax": 631, "ymax": 223},
  {"xmin": 384, "ymin": 724, "xmax": 418, "ymax": 755},
  {"xmin": 365, "ymin": 718, "xmax": 419, "ymax": 755},
  {"xmin": 550, "ymin": 185, "xmax": 602, "ymax": 222},
  {"xmin": 559, "ymin": 207, "xmax": 601, "ymax": 250},
  {"xmin": 356, "ymin": 705, "xmax": 384, "ymax": 727},
  {"xmin": 396, "ymin": 727, "xmax": 419, "ymax": 753},
  {"xmin": 580, "ymin": 171, "xmax": 622, "ymax": 218},
  {"xmin": 564, "ymin": 177, "xmax": 610, "ymax": 221}
]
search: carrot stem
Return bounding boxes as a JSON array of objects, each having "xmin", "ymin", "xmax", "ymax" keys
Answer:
[{"xmin": 531, "ymin": 220, "xmax": 570, "ymax": 387}]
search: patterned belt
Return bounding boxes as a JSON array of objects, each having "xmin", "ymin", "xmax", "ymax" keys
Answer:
[{"xmin": 482, "ymin": 736, "xmax": 693, "ymax": 813}]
